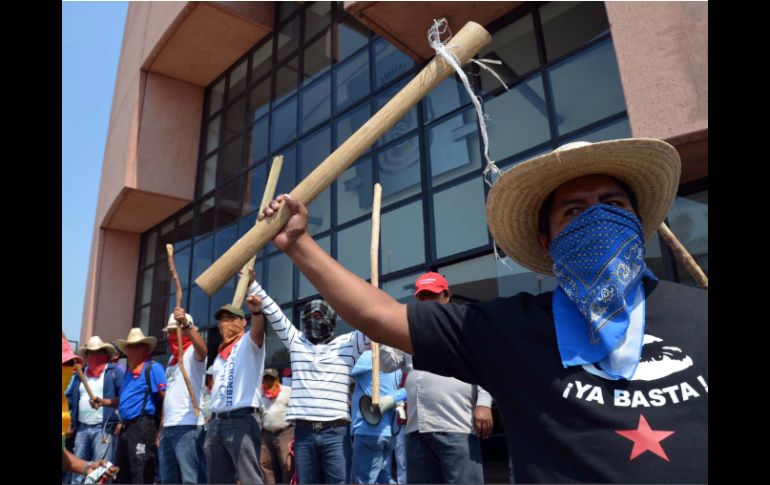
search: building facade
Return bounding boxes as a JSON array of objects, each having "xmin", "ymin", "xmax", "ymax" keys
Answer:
[{"xmin": 80, "ymin": 1, "xmax": 707, "ymax": 479}]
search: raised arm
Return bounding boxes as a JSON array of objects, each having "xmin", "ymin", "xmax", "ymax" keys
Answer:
[
  {"xmin": 247, "ymin": 279, "xmax": 300, "ymax": 349},
  {"xmin": 261, "ymin": 194, "xmax": 412, "ymax": 353}
]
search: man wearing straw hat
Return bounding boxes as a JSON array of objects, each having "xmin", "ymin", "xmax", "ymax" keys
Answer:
[
  {"xmin": 158, "ymin": 308, "xmax": 208, "ymax": 484},
  {"xmin": 65, "ymin": 336, "xmax": 125, "ymax": 483},
  {"xmin": 94, "ymin": 327, "xmax": 167, "ymax": 484},
  {"xmin": 259, "ymin": 138, "xmax": 707, "ymax": 483}
]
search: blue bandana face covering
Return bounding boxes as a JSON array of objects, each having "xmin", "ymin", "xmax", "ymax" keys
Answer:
[{"xmin": 549, "ymin": 204, "xmax": 657, "ymax": 380}]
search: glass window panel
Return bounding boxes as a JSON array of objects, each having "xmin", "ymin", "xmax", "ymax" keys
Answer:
[
  {"xmin": 266, "ymin": 252, "xmax": 294, "ymax": 304},
  {"xmin": 239, "ymin": 212, "xmax": 259, "ymax": 237},
  {"xmin": 152, "ymin": 260, "xmax": 171, "ymax": 300},
  {"xmin": 224, "ymin": 96, "xmax": 247, "ymax": 140},
  {"xmin": 176, "ymin": 210, "xmax": 194, "ymax": 248},
  {"xmin": 375, "ymin": 77, "xmax": 417, "ymax": 146},
  {"xmin": 200, "ymin": 153, "xmax": 217, "ymax": 196},
  {"xmin": 265, "ymin": 336, "xmax": 292, "ymax": 369},
  {"xmin": 337, "ymin": 220, "xmax": 372, "ymax": 280},
  {"xmin": 563, "ymin": 118, "xmax": 631, "ymax": 144},
  {"xmin": 209, "ymin": 78, "xmax": 225, "ymax": 115},
  {"xmin": 300, "ymin": 127, "xmax": 331, "ymax": 235},
  {"xmin": 549, "ymin": 40, "xmax": 626, "ymax": 135},
  {"xmin": 336, "ymin": 17, "xmax": 368, "ymax": 62},
  {"xmin": 335, "ymin": 49, "xmax": 370, "ymax": 112},
  {"xmin": 381, "ymin": 201, "xmax": 425, "ymax": 274},
  {"xmin": 303, "ymin": 30, "xmax": 333, "ymax": 84},
  {"xmin": 215, "ymin": 178, "xmax": 241, "ymax": 229},
  {"xmin": 228, "ymin": 58, "xmax": 248, "ymax": 98},
  {"xmin": 305, "ymin": 1, "xmax": 331, "ymax": 40},
  {"xmin": 428, "ymin": 107, "xmax": 481, "ymax": 186},
  {"xmin": 242, "ymin": 162, "xmax": 268, "ymax": 215},
  {"xmin": 173, "ymin": 246, "xmax": 191, "ymax": 289},
  {"xmin": 377, "ymin": 134, "xmax": 421, "ymax": 205},
  {"xmin": 275, "ymin": 145, "xmax": 298, "ymax": 199},
  {"xmin": 248, "ymin": 116, "xmax": 269, "ymax": 166},
  {"xmin": 644, "ymin": 232, "xmax": 666, "ymax": 281},
  {"xmin": 479, "ymin": 14, "xmax": 539, "ymax": 93},
  {"xmin": 251, "ymin": 41, "xmax": 272, "ymax": 83},
  {"xmin": 667, "ymin": 190, "xmax": 708, "ymax": 287},
  {"xmin": 485, "ymin": 74, "xmax": 550, "ymax": 161},
  {"xmin": 336, "ymin": 155, "xmax": 372, "ymax": 224},
  {"xmin": 275, "ymin": 56, "xmax": 299, "ymax": 104},
  {"xmin": 210, "ymin": 281, "xmax": 237, "ymax": 327},
  {"xmin": 276, "ymin": 16, "xmax": 300, "ymax": 61},
  {"xmin": 138, "ymin": 305, "xmax": 151, "ymax": 335},
  {"xmin": 540, "ymin": 1, "xmax": 609, "ymax": 62},
  {"xmin": 188, "ymin": 285, "xmax": 211, "ymax": 328},
  {"xmin": 300, "ymin": 74, "xmax": 331, "ymax": 133},
  {"xmin": 335, "ymin": 101, "xmax": 370, "ymax": 149},
  {"xmin": 217, "ymin": 136, "xmax": 244, "ymax": 186},
  {"xmin": 248, "ymin": 78, "xmax": 270, "ymax": 123},
  {"xmin": 206, "ymin": 115, "xmax": 222, "ymax": 154},
  {"xmin": 140, "ymin": 267, "xmax": 154, "ymax": 305},
  {"xmin": 144, "ymin": 231, "xmax": 158, "ymax": 266},
  {"xmin": 423, "ymin": 75, "xmax": 471, "ymax": 123},
  {"xmin": 382, "ymin": 271, "xmax": 422, "ymax": 302},
  {"xmin": 299, "ymin": 236, "xmax": 331, "ymax": 298},
  {"xmin": 433, "ymin": 178, "xmax": 489, "ymax": 258},
  {"xmin": 191, "ymin": 235, "xmax": 213, "ymax": 283},
  {"xmin": 271, "ymin": 96, "xmax": 298, "ymax": 150},
  {"xmin": 158, "ymin": 221, "xmax": 175, "ymax": 259},
  {"xmin": 279, "ymin": 1, "xmax": 300, "ymax": 22},
  {"xmin": 196, "ymin": 197, "xmax": 215, "ymax": 236},
  {"xmin": 373, "ymin": 38, "xmax": 413, "ymax": 89}
]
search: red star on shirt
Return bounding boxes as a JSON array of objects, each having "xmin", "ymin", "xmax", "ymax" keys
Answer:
[{"xmin": 615, "ymin": 414, "xmax": 675, "ymax": 461}]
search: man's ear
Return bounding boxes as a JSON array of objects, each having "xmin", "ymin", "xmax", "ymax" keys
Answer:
[{"xmin": 537, "ymin": 233, "xmax": 551, "ymax": 258}]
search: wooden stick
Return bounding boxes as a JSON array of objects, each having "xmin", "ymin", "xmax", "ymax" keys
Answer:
[
  {"xmin": 232, "ymin": 155, "xmax": 284, "ymax": 308},
  {"xmin": 370, "ymin": 184, "xmax": 382, "ymax": 407},
  {"xmin": 195, "ymin": 21, "xmax": 492, "ymax": 296},
  {"xmin": 166, "ymin": 244, "xmax": 200, "ymax": 416},
  {"xmin": 74, "ymin": 363, "xmax": 95, "ymax": 401},
  {"xmin": 658, "ymin": 222, "xmax": 708, "ymax": 289}
]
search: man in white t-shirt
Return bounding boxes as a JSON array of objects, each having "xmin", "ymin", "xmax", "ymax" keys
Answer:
[
  {"xmin": 159, "ymin": 308, "xmax": 208, "ymax": 484},
  {"xmin": 204, "ymin": 302, "xmax": 266, "ymax": 484}
]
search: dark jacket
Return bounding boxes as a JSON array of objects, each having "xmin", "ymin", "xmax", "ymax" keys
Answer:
[{"xmin": 65, "ymin": 362, "xmax": 125, "ymax": 431}]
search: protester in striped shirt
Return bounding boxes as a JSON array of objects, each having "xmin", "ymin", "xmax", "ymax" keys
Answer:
[{"xmin": 247, "ymin": 278, "xmax": 369, "ymax": 484}]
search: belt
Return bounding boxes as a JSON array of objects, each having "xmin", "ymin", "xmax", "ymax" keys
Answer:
[
  {"xmin": 213, "ymin": 407, "xmax": 262, "ymax": 420},
  {"xmin": 294, "ymin": 419, "xmax": 348, "ymax": 431},
  {"xmin": 264, "ymin": 424, "xmax": 293, "ymax": 434}
]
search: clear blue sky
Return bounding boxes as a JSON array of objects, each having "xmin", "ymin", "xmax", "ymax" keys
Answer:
[{"xmin": 62, "ymin": 2, "xmax": 128, "ymax": 346}]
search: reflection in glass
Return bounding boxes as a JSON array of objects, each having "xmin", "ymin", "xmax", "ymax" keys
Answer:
[
  {"xmin": 335, "ymin": 102, "xmax": 370, "ymax": 149},
  {"xmin": 382, "ymin": 272, "xmax": 422, "ymax": 303},
  {"xmin": 191, "ymin": 235, "xmax": 213, "ymax": 283},
  {"xmin": 225, "ymin": 96, "xmax": 247, "ymax": 140},
  {"xmin": 274, "ymin": 145, "xmax": 297, "ymax": 198},
  {"xmin": 335, "ymin": 49, "xmax": 370, "ymax": 111},
  {"xmin": 251, "ymin": 41, "xmax": 272, "ymax": 83},
  {"xmin": 377, "ymin": 134, "xmax": 421, "ymax": 205},
  {"xmin": 177, "ymin": 210, "xmax": 194, "ymax": 247},
  {"xmin": 336, "ymin": 156, "xmax": 372, "ymax": 224},
  {"xmin": 278, "ymin": 1, "xmax": 300, "ymax": 22},
  {"xmin": 144, "ymin": 231, "xmax": 157, "ymax": 266},
  {"xmin": 138, "ymin": 305, "xmax": 151, "ymax": 335},
  {"xmin": 428, "ymin": 107, "xmax": 481, "ymax": 186},
  {"xmin": 206, "ymin": 116, "xmax": 221, "ymax": 154},
  {"xmin": 141, "ymin": 267, "xmax": 154, "ymax": 305},
  {"xmin": 218, "ymin": 137, "xmax": 244, "ymax": 186},
  {"xmin": 540, "ymin": 1, "xmax": 609, "ymax": 62},
  {"xmin": 485, "ymin": 75, "xmax": 550, "ymax": 161},
  {"xmin": 214, "ymin": 224, "xmax": 238, "ymax": 262},
  {"xmin": 266, "ymin": 252, "xmax": 294, "ymax": 304},
  {"xmin": 299, "ymin": 236, "xmax": 330, "ymax": 298},
  {"xmin": 196, "ymin": 197, "xmax": 215, "ymax": 236},
  {"xmin": 337, "ymin": 220, "xmax": 372, "ymax": 280},
  {"xmin": 276, "ymin": 16, "xmax": 300, "ymax": 61},
  {"xmin": 173, "ymin": 247, "xmax": 191, "ymax": 289},
  {"xmin": 373, "ymin": 38, "xmax": 413, "ymax": 89},
  {"xmin": 305, "ymin": 1, "xmax": 331, "ymax": 41},
  {"xmin": 381, "ymin": 201, "xmax": 425, "ymax": 274},
  {"xmin": 248, "ymin": 78, "xmax": 270, "ymax": 122},
  {"xmin": 479, "ymin": 14, "xmax": 538, "ymax": 93},
  {"xmin": 423, "ymin": 75, "xmax": 471, "ymax": 123},
  {"xmin": 215, "ymin": 179, "xmax": 241, "ymax": 229},
  {"xmin": 301, "ymin": 74, "xmax": 331, "ymax": 133},
  {"xmin": 275, "ymin": 56, "xmax": 299, "ymax": 104},
  {"xmin": 271, "ymin": 96, "xmax": 297, "ymax": 151},
  {"xmin": 563, "ymin": 118, "xmax": 631, "ymax": 144},
  {"xmin": 335, "ymin": 17, "xmax": 368, "ymax": 62},
  {"xmin": 228, "ymin": 59, "xmax": 248, "ymax": 98},
  {"xmin": 668, "ymin": 191, "xmax": 708, "ymax": 287},
  {"xmin": 248, "ymin": 116, "xmax": 269, "ymax": 166},
  {"xmin": 300, "ymin": 127, "xmax": 331, "ymax": 235},
  {"xmin": 304, "ymin": 31, "xmax": 332, "ymax": 83},
  {"xmin": 242, "ymin": 162, "xmax": 267, "ymax": 216},
  {"xmin": 200, "ymin": 153, "xmax": 217, "ymax": 196},
  {"xmin": 549, "ymin": 41, "xmax": 626, "ymax": 135},
  {"xmin": 209, "ymin": 78, "xmax": 225, "ymax": 115},
  {"xmin": 188, "ymin": 286, "xmax": 210, "ymax": 328},
  {"xmin": 376, "ymin": 78, "xmax": 417, "ymax": 146},
  {"xmin": 433, "ymin": 178, "xmax": 489, "ymax": 258}
]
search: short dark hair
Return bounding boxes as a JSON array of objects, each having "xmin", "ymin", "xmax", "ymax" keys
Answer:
[{"xmin": 537, "ymin": 176, "xmax": 639, "ymax": 240}]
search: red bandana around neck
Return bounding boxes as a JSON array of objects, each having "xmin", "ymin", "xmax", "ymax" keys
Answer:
[
  {"xmin": 262, "ymin": 383, "xmax": 281, "ymax": 400},
  {"xmin": 85, "ymin": 354, "xmax": 108, "ymax": 378},
  {"xmin": 168, "ymin": 334, "xmax": 193, "ymax": 366},
  {"xmin": 218, "ymin": 334, "xmax": 245, "ymax": 361}
]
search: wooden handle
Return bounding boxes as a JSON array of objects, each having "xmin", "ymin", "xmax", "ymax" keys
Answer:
[
  {"xmin": 370, "ymin": 184, "xmax": 382, "ymax": 406},
  {"xmin": 74, "ymin": 364, "xmax": 96, "ymax": 401},
  {"xmin": 166, "ymin": 244, "xmax": 200, "ymax": 416},
  {"xmin": 195, "ymin": 21, "xmax": 492, "ymax": 296},
  {"xmin": 658, "ymin": 222, "xmax": 708, "ymax": 289},
  {"xmin": 232, "ymin": 155, "xmax": 284, "ymax": 308}
]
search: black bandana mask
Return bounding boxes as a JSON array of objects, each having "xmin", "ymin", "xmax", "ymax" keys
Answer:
[{"xmin": 302, "ymin": 300, "xmax": 337, "ymax": 345}]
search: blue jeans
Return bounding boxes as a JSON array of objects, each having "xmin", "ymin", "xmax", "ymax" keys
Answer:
[
  {"xmin": 71, "ymin": 423, "xmax": 114, "ymax": 484},
  {"xmin": 394, "ymin": 431, "xmax": 406, "ymax": 484},
  {"xmin": 351, "ymin": 434, "xmax": 395, "ymax": 484},
  {"xmin": 405, "ymin": 431, "xmax": 484, "ymax": 484},
  {"xmin": 159, "ymin": 425, "xmax": 206, "ymax": 484},
  {"xmin": 294, "ymin": 424, "xmax": 351, "ymax": 484}
]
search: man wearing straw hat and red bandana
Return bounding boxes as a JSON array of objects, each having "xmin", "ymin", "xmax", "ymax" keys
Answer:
[
  {"xmin": 65, "ymin": 336, "xmax": 125, "ymax": 483},
  {"xmin": 260, "ymin": 138, "xmax": 707, "ymax": 483},
  {"xmin": 158, "ymin": 308, "xmax": 208, "ymax": 484},
  {"xmin": 93, "ymin": 328, "xmax": 167, "ymax": 484}
]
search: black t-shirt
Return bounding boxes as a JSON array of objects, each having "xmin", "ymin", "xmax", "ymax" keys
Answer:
[{"xmin": 409, "ymin": 279, "xmax": 707, "ymax": 483}]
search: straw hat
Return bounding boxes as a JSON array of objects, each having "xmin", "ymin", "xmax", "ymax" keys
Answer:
[
  {"xmin": 115, "ymin": 328, "xmax": 157, "ymax": 354},
  {"xmin": 162, "ymin": 312, "xmax": 195, "ymax": 333},
  {"xmin": 77, "ymin": 336, "xmax": 116, "ymax": 359},
  {"xmin": 486, "ymin": 138, "xmax": 681, "ymax": 275}
]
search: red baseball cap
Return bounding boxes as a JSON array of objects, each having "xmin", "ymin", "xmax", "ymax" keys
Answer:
[{"xmin": 413, "ymin": 272, "xmax": 449, "ymax": 296}]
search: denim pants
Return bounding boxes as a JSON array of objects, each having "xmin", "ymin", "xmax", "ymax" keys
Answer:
[
  {"xmin": 204, "ymin": 413, "xmax": 264, "ymax": 484},
  {"xmin": 159, "ymin": 425, "xmax": 206, "ymax": 484},
  {"xmin": 293, "ymin": 424, "xmax": 351, "ymax": 484},
  {"xmin": 405, "ymin": 431, "xmax": 484, "ymax": 484},
  {"xmin": 394, "ymin": 431, "xmax": 406, "ymax": 484},
  {"xmin": 351, "ymin": 434, "xmax": 396, "ymax": 484},
  {"xmin": 70, "ymin": 423, "xmax": 114, "ymax": 484}
]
